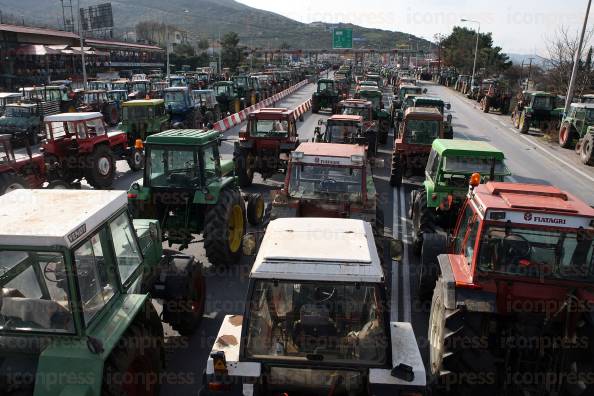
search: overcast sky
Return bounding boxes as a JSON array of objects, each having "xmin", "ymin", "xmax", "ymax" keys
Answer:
[{"xmin": 237, "ymin": 0, "xmax": 593, "ymax": 55}]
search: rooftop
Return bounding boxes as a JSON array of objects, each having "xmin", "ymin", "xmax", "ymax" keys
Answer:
[
  {"xmin": 328, "ymin": 114, "xmax": 363, "ymax": 122},
  {"xmin": 404, "ymin": 106, "xmax": 442, "ymax": 118},
  {"xmin": 122, "ymin": 99, "xmax": 164, "ymax": 106},
  {"xmin": 0, "ymin": 190, "xmax": 127, "ymax": 249},
  {"xmin": 295, "ymin": 142, "xmax": 366, "ymax": 158},
  {"xmin": 433, "ymin": 139, "xmax": 505, "ymax": 158},
  {"xmin": 472, "ymin": 182, "xmax": 594, "ymax": 226},
  {"xmin": 44, "ymin": 112, "xmax": 103, "ymax": 122},
  {"xmin": 146, "ymin": 129, "xmax": 219, "ymax": 146},
  {"xmin": 251, "ymin": 218, "xmax": 383, "ymax": 283}
]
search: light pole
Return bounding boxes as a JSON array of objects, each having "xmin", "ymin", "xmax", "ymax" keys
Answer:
[
  {"xmin": 564, "ymin": 0, "xmax": 592, "ymax": 113},
  {"xmin": 461, "ymin": 18, "xmax": 480, "ymax": 88},
  {"xmin": 77, "ymin": 0, "xmax": 87, "ymax": 89}
]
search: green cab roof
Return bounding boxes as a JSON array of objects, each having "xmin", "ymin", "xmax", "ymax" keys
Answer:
[
  {"xmin": 122, "ymin": 99, "xmax": 164, "ymax": 107},
  {"xmin": 146, "ymin": 129, "xmax": 220, "ymax": 146},
  {"xmin": 432, "ymin": 139, "xmax": 505, "ymax": 159}
]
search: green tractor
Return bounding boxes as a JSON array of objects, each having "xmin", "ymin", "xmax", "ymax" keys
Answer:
[
  {"xmin": 213, "ymin": 81, "xmax": 245, "ymax": 115},
  {"xmin": 511, "ymin": 91, "xmax": 563, "ymax": 134},
  {"xmin": 558, "ymin": 102, "xmax": 594, "ymax": 148},
  {"xmin": 127, "ymin": 129, "xmax": 264, "ymax": 266},
  {"xmin": 0, "ymin": 188, "xmax": 207, "ymax": 395},
  {"xmin": 121, "ymin": 99, "xmax": 170, "ymax": 147},
  {"xmin": 358, "ymin": 88, "xmax": 390, "ymax": 144},
  {"xmin": 409, "ymin": 139, "xmax": 510, "ymax": 265},
  {"xmin": 311, "ymin": 78, "xmax": 340, "ymax": 113},
  {"xmin": 232, "ymin": 75, "xmax": 260, "ymax": 106}
]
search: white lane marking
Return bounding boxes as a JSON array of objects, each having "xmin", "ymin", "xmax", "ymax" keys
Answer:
[
  {"xmin": 391, "ymin": 187, "xmax": 400, "ymax": 322},
  {"xmin": 503, "ymin": 128, "xmax": 594, "ymax": 184},
  {"xmin": 399, "ymin": 186, "xmax": 411, "ymax": 323}
]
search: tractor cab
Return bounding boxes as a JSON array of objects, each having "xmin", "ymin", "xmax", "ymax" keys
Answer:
[
  {"xmin": 107, "ymin": 89, "xmax": 128, "ymax": 103},
  {"xmin": 164, "ymin": 87, "xmax": 200, "ymax": 128},
  {"xmin": 110, "ymin": 79, "xmax": 129, "ymax": 92},
  {"xmin": 318, "ymin": 114, "xmax": 364, "ymax": 144},
  {"xmin": 359, "ymin": 88, "xmax": 390, "ymax": 144},
  {"xmin": 204, "ymin": 218, "xmax": 425, "ymax": 395},
  {"xmin": 128, "ymin": 79, "xmax": 151, "ymax": 100},
  {"xmin": 0, "ymin": 92, "xmax": 22, "ymax": 116},
  {"xmin": 121, "ymin": 99, "xmax": 169, "ymax": 144},
  {"xmin": 311, "ymin": 79, "xmax": 340, "ymax": 113},
  {"xmin": 150, "ymin": 81, "xmax": 170, "ymax": 99},
  {"xmin": 88, "ymin": 80, "xmax": 112, "ymax": 91},
  {"xmin": 168, "ymin": 75, "xmax": 188, "ymax": 88},
  {"xmin": 0, "ymin": 103, "xmax": 42, "ymax": 144},
  {"xmin": 213, "ymin": 81, "xmax": 243, "ymax": 114},
  {"xmin": 411, "ymin": 96, "xmax": 453, "ymax": 138},
  {"xmin": 271, "ymin": 142, "xmax": 378, "ymax": 226}
]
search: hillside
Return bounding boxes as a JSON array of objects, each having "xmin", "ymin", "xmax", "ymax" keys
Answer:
[{"xmin": 0, "ymin": 0, "xmax": 429, "ymax": 50}]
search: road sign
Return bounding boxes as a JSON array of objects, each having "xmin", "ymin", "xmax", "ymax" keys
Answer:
[{"xmin": 333, "ymin": 28, "xmax": 353, "ymax": 49}]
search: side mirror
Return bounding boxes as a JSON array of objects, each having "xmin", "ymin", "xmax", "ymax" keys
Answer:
[
  {"xmin": 423, "ymin": 88, "xmax": 428, "ymax": 94},
  {"xmin": 242, "ymin": 233, "xmax": 257, "ymax": 256}
]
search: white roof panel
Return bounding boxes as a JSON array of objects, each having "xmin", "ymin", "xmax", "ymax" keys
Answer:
[
  {"xmin": 251, "ymin": 218, "xmax": 383, "ymax": 283},
  {"xmin": 44, "ymin": 112, "xmax": 103, "ymax": 122},
  {"xmin": 0, "ymin": 189, "xmax": 127, "ymax": 248}
]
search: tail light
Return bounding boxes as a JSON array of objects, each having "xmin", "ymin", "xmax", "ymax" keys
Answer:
[{"xmin": 134, "ymin": 139, "xmax": 143, "ymax": 149}]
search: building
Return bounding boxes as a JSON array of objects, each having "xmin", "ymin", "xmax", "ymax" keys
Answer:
[{"xmin": 0, "ymin": 23, "xmax": 165, "ymax": 89}]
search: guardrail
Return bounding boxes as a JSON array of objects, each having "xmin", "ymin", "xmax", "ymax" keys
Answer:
[{"xmin": 213, "ymin": 79, "xmax": 310, "ymax": 132}]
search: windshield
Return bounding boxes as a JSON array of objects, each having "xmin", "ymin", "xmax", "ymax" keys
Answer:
[
  {"xmin": 586, "ymin": 108, "xmax": 594, "ymax": 122},
  {"xmin": 5, "ymin": 107, "xmax": 33, "ymax": 117},
  {"xmin": 234, "ymin": 77, "xmax": 248, "ymax": 87},
  {"xmin": 326, "ymin": 124, "xmax": 359, "ymax": 142},
  {"xmin": 165, "ymin": 91, "xmax": 185, "ymax": 104},
  {"xmin": 215, "ymin": 85, "xmax": 230, "ymax": 95},
  {"xmin": 245, "ymin": 280, "xmax": 388, "ymax": 365},
  {"xmin": 250, "ymin": 119, "xmax": 288, "ymax": 137},
  {"xmin": 342, "ymin": 106, "xmax": 370, "ymax": 121},
  {"xmin": 400, "ymin": 88, "xmax": 421, "ymax": 100},
  {"xmin": 131, "ymin": 82, "xmax": 148, "ymax": 92},
  {"xmin": 532, "ymin": 96, "xmax": 554, "ymax": 110},
  {"xmin": 147, "ymin": 146, "xmax": 201, "ymax": 188},
  {"xmin": 0, "ymin": 250, "xmax": 74, "ymax": 333},
  {"xmin": 404, "ymin": 119, "xmax": 440, "ymax": 144},
  {"xmin": 122, "ymin": 106, "xmax": 149, "ymax": 121},
  {"xmin": 478, "ymin": 226, "xmax": 594, "ymax": 282},
  {"xmin": 442, "ymin": 156, "xmax": 508, "ymax": 175},
  {"xmin": 318, "ymin": 81, "xmax": 335, "ymax": 92},
  {"xmin": 289, "ymin": 164, "xmax": 362, "ymax": 200},
  {"xmin": 170, "ymin": 79, "xmax": 185, "ymax": 87}
]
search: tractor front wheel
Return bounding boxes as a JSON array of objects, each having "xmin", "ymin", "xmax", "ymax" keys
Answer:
[
  {"xmin": 519, "ymin": 112, "xmax": 530, "ymax": 134},
  {"xmin": 86, "ymin": 145, "xmax": 116, "ymax": 189},
  {"xmin": 559, "ymin": 122, "xmax": 576, "ymax": 149},
  {"xmin": 127, "ymin": 149, "xmax": 144, "ymax": 172},
  {"xmin": 580, "ymin": 133, "xmax": 594, "ymax": 166},
  {"xmin": 102, "ymin": 301, "xmax": 163, "ymax": 396},
  {"xmin": 204, "ymin": 188, "xmax": 246, "ymax": 266},
  {"xmin": 0, "ymin": 173, "xmax": 29, "ymax": 196},
  {"xmin": 418, "ymin": 232, "xmax": 447, "ymax": 301},
  {"xmin": 247, "ymin": 193, "xmax": 265, "ymax": 226},
  {"xmin": 234, "ymin": 148, "xmax": 254, "ymax": 187}
]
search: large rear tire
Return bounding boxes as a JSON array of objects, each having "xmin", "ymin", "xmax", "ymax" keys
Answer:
[
  {"xmin": 580, "ymin": 133, "xmax": 594, "ymax": 166},
  {"xmin": 418, "ymin": 232, "xmax": 447, "ymax": 301},
  {"xmin": 204, "ymin": 188, "xmax": 246, "ymax": 266},
  {"xmin": 559, "ymin": 122, "xmax": 575, "ymax": 149},
  {"xmin": 102, "ymin": 301, "xmax": 164, "ymax": 396},
  {"xmin": 234, "ymin": 147, "xmax": 254, "ymax": 187},
  {"xmin": 247, "ymin": 193, "xmax": 265, "ymax": 226},
  {"xmin": 0, "ymin": 173, "xmax": 29, "ymax": 196},
  {"xmin": 86, "ymin": 145, "xmax": 116, "ymax": 189}
]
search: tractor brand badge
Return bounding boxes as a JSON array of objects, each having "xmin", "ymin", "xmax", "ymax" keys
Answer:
[
  {"xmin": 314, "ymin": 157, "xmax": 320, "ymax": 163},
  {"xmin": 524, "ymin": 212, "xmax": 533, "ymax": 221},
  {"xmin": 68, "ymin": 224, "xmax": 87, "ymax": 243}
]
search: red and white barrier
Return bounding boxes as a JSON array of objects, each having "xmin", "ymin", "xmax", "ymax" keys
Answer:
[
  {"xmin": 294, "ymin": 99, "xmax": 312, "ymax": 118},
  {"xmin": 213, "ymin": 79, "xmax": 310, "ymax": 133}
]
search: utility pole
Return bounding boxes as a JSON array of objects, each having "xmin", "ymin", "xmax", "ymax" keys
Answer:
[
  {"xmin": 461, "ymin": 19, "xmax": 481, "ymax": 88},
  {"xmin": 527, "ymin": 57, "xmax": 534, "ymax": 89},
  {"xmin": 77, "ymin": 0, "xmax": 87, "ymax": 89},
  {"xmin": 218, "ymin": 31, "xmax": 222, "ymax": 75},
  {"xmin": 165, "ymin": 23, "xmax": 170, "ymax": 80},
  {"xmin": 565, "ymin": 0, "xmax": 592, "ymax": 113}
]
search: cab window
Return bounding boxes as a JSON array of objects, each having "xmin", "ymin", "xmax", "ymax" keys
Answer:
[
  {"xmin": 109, "ymin": 212, "xmax": 142, "ymax": 285},
  {"xmin": 454, "ymin": 204, "xmax": 474, "ymax": 253},
  {"xmin": 203, "ymin": 144, "xmax": 219, "ymax": 181}
]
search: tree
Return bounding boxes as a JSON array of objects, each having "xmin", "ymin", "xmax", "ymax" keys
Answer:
[
  {"xmin": 173, "ymin": 42, "xmax": 195, "ymax": 57},
  {"xmin": 442, "ymin": 26, "xmax": 511, "ymax": 77},
  {"xmin": 197, "ymin": 39, "xmax": 210, "ymax": 52},
  {"xmin": 221, "ymin": 32, "xmax": 243, "ymax": 71},
  {"xmin": 135, "ymin": 20, "xmax": 177, "ymax": 46}
]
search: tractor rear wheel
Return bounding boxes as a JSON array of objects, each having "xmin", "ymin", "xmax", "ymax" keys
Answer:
[
  {"xmin": 429, "ymin": 281, "xmax": 496, "ymax": 395},
  {"xmin": 46, "ymin": 180, "xmax": 70, "ymax": 189},
  {"xmin": 0, "ymin": 173, "xmax": 29, "ymax": 196},
  {"xmin": 161, "ymin": 250, "xmax": 206, "ymax": 336},
  {"xmin": 86, "ymin": 145, "xmax": 115, "ymax": 189},
  {"xmin": 580, "ymin": 133, "xmax": 594, "ymax": 166},
  {"xmin": 247, "ymin": 193, "xmax": 265, "ymax": 226},
  {"xmin": 234, "ymin": 148, "xmax": 254, "ymax": 187},
  {"xmin": 418, "ymin": 232, "xmax": 447, "ymax": 300},
  {"xmin": 127, "ymin": 149, "xmax": 144, "ymax": 172},
  {"xmin": 204, "ymin": 188, "xmax": 246, "ymax": 266},
  {"xmin": 411, "ymin": 189, "xmax": 436, "ymax": 254},
  {"xmin": 102, "ymin": 301, "xmax": 163, "ymax": 396},
  {"xmin": 559, "ymin": 122, "xmax": 576, "ymax": 149},
  {"xmin": 389, "ymin": 152, "xmax": 403, "ymax": 188}
]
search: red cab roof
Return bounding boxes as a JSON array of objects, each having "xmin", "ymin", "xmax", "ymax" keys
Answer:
[
  {"xmin": 329, "ymin": 114, "xmax": 363, "ymax": 122},
  {"xmin": 295, "ymin": 142, "xmax": 365, "ymax": 158}
]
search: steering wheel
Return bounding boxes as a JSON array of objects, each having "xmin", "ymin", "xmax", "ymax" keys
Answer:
[
  {"xmin": 502, "ymin": 234, "xmax": 532, "ymax": 264},
  {"xmin": 43, "ymin": 260, "xmax": 67, "ymax": 283}
]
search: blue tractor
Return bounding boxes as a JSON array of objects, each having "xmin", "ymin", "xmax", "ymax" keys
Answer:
[{"xmin": 164, "ymin": 87, "xmax": 202, "ymax": 128}]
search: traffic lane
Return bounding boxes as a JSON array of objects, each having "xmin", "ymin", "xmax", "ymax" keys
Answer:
[{"xmin": 424, "ymin": 81, "xmax": 594, "ymax": 205}]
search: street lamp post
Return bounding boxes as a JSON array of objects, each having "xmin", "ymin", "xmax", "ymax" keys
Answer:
[{"xmin": 461, "ymin": 18, "xmax": 480, "ymax": 88}]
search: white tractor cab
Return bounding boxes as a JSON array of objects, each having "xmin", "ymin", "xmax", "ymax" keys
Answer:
[{"xmin": 202, "ymin": 218, "xmax": 425, "ymax": 396}]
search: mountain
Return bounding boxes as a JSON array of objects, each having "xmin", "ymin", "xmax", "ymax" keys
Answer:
[
  {"xmin": 506, "ymin": 53, "xmax": 549, "ymax": 68},
  {"xmin": 0, "ymin": 0, "xmax": 430, "ymax": 50}
]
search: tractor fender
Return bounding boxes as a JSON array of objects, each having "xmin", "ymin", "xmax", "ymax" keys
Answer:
[{"xmin": 151, "ymin": 252, "xmax": 197, "ymax": 300}]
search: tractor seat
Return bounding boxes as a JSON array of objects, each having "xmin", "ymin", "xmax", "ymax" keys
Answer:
[
  {"xmin": 292, "ymin": 304, "xmax": 338, "ymax": 351},
  {"xmin": 0, "ymin": 297, "xmax": 72, "ymax": 330}
]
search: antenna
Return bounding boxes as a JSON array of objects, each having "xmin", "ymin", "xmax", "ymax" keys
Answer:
[{"xmin": 60, "ymin": 0, "xmax": 75, "ymax": 32}]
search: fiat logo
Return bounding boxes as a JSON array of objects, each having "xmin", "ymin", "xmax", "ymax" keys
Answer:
[{"xmin": 524, "ymin": 212, "xmax": 533, "ymax": 221}]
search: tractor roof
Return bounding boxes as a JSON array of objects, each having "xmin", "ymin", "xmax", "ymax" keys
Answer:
[
  {"xmin": 122, "ymin": 99, "xmax": 164, "ymax": 107},
  {"xmin": 432, "ymin": 139, "xmax": 504, "ymax": 158},
  {"xmin": 5, "ymin": 103, "xmax": 37, "ymax": 109},
  {"xmin": 318, "ymin": 78, "xmax": 335, "ymax": 83},
  {"xmin": 108, "ymin": 89, "xmax": 128, "ymax": 93},
  {"xmin": 400, "ymin": 84, "xmax": 420, "ymax": 90},
  {"xmin": 248, "ymin": 107, "xmax": 292, "ymax": 119},
  {"xmin": 0, "ymin": 92, "xmax": 21, "ymax": 99},
  {"xmin": 44, "ymin": 112, "xmax": 103, "ymax": 122},
  {"xmin": 146, "ymin": 129, "xmax": 219, "ymax": 146},
  {"xmin": 251, "ymin": 218, "xmax": 383, "ymax": 283},
  {"xmin": 358, "ymin": 88, "xmax": 382, "ymax": 96},
  {"xmin": 404, "ymin": 106, "xmax": 442, "ymax": 119},
  {"xmin": 328, "ymin": 114, "xmax": 363, "ymax": 122},
  {"xmin": 471, "ymin": 182, "xmax": 594, "ymax": 228},
  {"xmin": 295, "ymin": 142, "xmax": 365, "ymax": 159},
  {"xmin": 570, "ymin": 102, "xmax": 594, "ymax": 109},
  {"xmin": 0, "ymin": 190, "xmax": 127, "ymax": 249},
  {"xmin": 84, "ymin": 90, "xmax": 107, "ymax": 94},
  {"xmin": 340, "ymin": 99, "xmax": 372, "ymax": 107},
  {"xmin": 164, "ymin": 86, "xmax": 189, "ymax": 92},
  {"xmin": 192, "ymin": 89, "xmax": 215, "ymax": 94},
  {"xmin": 414, "ymin": 96, "xmax": 444, "ymax": 104}
]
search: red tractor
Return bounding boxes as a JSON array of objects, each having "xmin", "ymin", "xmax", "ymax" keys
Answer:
[
  {"xmin": 41, "ymin": 112, "xmax": 143, "ymax": 189},
  {"xmin": 422, "ymin": 180, "xmax": 594, "ymax": 396},
  {"xmin": 0, "ymin": 134, "xmax": 47, "ymax": 195},
  {"xmin": 233, "ymin": 107, "xmax": 300, "ymax": 187}
]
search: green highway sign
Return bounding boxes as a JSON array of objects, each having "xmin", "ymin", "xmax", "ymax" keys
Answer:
[{"xmin": 332, "ymin": 28, "xmax": 353, "ymax": 49}]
